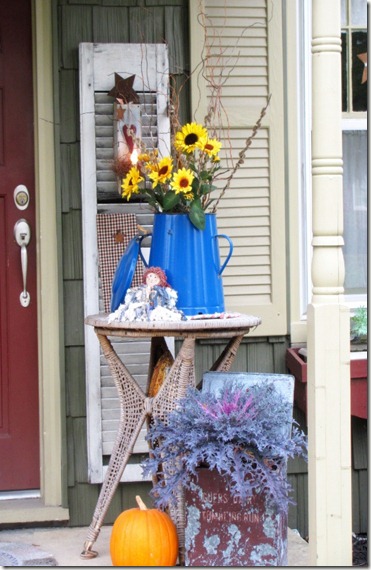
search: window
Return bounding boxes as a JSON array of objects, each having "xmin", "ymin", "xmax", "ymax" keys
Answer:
[{"xmin": 341, "ymin": 0, "xmax": 367, "ymax": 300}]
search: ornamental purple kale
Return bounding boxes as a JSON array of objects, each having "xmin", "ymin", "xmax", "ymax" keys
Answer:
[{"xmin": 142, "ymin": 381, "xmax": 307, "ymax": 513}]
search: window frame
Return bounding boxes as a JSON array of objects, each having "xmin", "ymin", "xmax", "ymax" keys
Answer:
[{"xmin": 298, "ymin": 0, "xmax": 367, "ymax": 320}]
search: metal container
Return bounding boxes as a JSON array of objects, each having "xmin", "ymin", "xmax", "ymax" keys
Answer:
[
  {"xmin": 143, "ymin": 213, "xmax": 233, "ymax": 316},
  {"xmin": 185, "ymin": 468, "xmax": 288, "ymax": 567}
]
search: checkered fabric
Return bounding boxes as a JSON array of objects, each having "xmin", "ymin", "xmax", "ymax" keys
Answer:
[{"xmin": 96, "ymin": 213, "xmax": 144, "ymax": 313}]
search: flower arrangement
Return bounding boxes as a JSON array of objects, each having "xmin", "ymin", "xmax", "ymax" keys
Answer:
[
  {"xmin": 143, "ymin": 380, "xmax": 307, "ymax": 514},
  {"xmin": 119, "ymin": 122, "xmax": 222, "ymax": 230},
  {"xmin": 113, "ymin": 99, "xmax": 270, "ymax": 231}
]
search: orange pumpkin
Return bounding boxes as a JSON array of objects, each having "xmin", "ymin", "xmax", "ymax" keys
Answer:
[{"xmin": 110, "ymin": 495, "xmax": 179, "ymax": 566}]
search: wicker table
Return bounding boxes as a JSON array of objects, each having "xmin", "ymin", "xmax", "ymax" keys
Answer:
[{"xmin": 81, "ymin": 313, "xmax": 261, "ymax": 562}]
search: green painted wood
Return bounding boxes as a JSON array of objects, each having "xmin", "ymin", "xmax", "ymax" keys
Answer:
[
  {"xmin": 64, "ymin": 280, "xmax": 85, "ymax": 346},
  {"xmin": 62, "ymin": 211, "xmax": 83, "ymax": 279},
  {"xmin": 352, "ymin": 417, "xmax": 368, "ymax": 470},
  {"xmin": 164, "ymin": 6, "xmax": 189, "ymax": 72},
  {"xmin": 73, "ymin": 418, "xmax": 90, "ymax": 483},
  {"xmin": 66, "ymin": 417, "xmax": 76, "ymax": 488},
  {"xmin": 65, "ymin": 347, "xmax": 86, "ymax": 417},
  {"xmin": 92, "ymin": 6, "xmax": 130, "ymax": 41},
  {"xmin": 67, "ymin": 483, "xmax": 100, "ymax": 527},
  {"xmin": 60, "ymin": 5, "xmax": 94, "ymax": 69},
  {"xmin": 60, "ymin": 144, "xmax": 82, "ymax": 213},
  {"xmin": 170, "ymin": 75, "xmax": 190, "ymax": 125},
  {"xmin": 287, "ymin": 473, "xmax": 308, "ymax": 540},
  {"xmin": 59, "ymin": 70, "xmax": 78, "ymax": 143},
  {"xmin": 358, "ymin": 469, "xmax": 368, "ymax": 532}
]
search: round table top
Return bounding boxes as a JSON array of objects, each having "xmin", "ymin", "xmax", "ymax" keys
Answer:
[{"xmin": 85, "ymin": 312, "xmax": 262, "ymax": 338}]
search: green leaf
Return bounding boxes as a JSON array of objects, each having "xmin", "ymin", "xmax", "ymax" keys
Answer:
[
  {"xmin": 199, "ymin": 182, "xmax": 212, "ymax": 195},
  {"xmin": 162, "ymin": 191, "xmax": 180, "ymax": 211},
  {"xmin": 199, "ymin": 170, "xmax": 212, "ymax": 180},
  {"xmin": 189, "ymin": 201, "xmax": 205, "ymax": 230}
]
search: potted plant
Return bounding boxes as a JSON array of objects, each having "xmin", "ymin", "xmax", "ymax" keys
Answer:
[
  {"xmin": 350, "ymin": 306, "xmax": 367, "ymax": 351},
  {"xmin": 109, "ymin": 98, "xmax": 270, "ymax": 316},
  {"xmin": 143, "ymin": 378, "xmax": 307, "ymax": 566},
  {"xmin": 287, "ymin": 306, "xmax": 367, "ymax": 419}
]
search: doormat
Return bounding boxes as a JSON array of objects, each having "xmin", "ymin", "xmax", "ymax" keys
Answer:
[{"xmin": 0, "ymin": 542, "xmax": 57, "ymax": 566}]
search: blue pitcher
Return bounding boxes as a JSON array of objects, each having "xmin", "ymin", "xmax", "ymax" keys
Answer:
[{"xmin": 141, "ymin": 213, "xmax": 233, "ymax": 316}]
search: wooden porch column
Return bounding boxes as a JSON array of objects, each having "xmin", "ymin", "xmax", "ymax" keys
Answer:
[{"xmin": 307, "ymin": 0, "xmax": 352, "ymax": 565}]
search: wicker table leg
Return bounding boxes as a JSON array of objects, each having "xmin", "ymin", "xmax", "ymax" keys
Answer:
[
  {"xmin": 210, "ymin": 334, "xmax": 245, "ymax": 372},
  {"xmin": 81, "ymin": 334, "xmax": 148, "ymax": 559},
  {"xmin": 151, "ymin": 336, "xmax": 196, "ymax": 566}
]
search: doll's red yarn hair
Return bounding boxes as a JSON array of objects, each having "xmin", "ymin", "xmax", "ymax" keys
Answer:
[{"xmin": 142, "ymin": 266, "xmax": 169, "ymax": 287}]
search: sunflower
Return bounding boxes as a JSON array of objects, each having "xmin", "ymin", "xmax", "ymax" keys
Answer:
[
  {"xmin": 121, "ymin": 166, "xmax": 144, "ymax": 200},
  {"xmin": 170, "ymin": 168, "xmax": 194, "ymax": 194},
  {"xmin": 174, "ymin": 123, "xmax": 208, "ymax": 154},
  {"xmin": 202, "ymin": 138, "xmax": 222, "ymax": 157},
  {"xmin": 148, "ymin": 156, "xmax": 173, "ymax": 188}
]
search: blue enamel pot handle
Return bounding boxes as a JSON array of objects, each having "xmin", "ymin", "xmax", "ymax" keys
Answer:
[
  {"xmin": 138, "ymin": 233, "xmax": 150, "ymax": 267},
  {"xmin": 216, "ymin": 234, "xmax": 233, "ymax": 276},
  {"xmin": 139, "ymin": 232, "xmax": 233, "ymax": 276}
]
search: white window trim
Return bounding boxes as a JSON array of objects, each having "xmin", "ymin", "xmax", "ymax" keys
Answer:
[{"xmin": 298, "ymin": 1, "xmax": 367, "ymax": 321}]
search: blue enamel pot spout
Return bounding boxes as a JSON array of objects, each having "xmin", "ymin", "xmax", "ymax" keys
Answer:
[{"xmin": 140, "ymin": 213, "xmax": 233, "ymax": 316}]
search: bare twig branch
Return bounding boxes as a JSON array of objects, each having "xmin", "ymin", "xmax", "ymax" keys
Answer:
[{"xmin": 211, "ymin": 95, "xmax": 271, "ymax": 213}]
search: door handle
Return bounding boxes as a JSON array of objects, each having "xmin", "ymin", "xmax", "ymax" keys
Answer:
[{"xmin": 14, "ymin": 219, "xmax": 31, "ymax": 307}]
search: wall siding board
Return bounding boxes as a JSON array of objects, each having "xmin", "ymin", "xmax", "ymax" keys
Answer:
[
  {"xmin": 92, "ymin": 6, "xmax": 130, "ymax": 42},
  {"xmin": 62, "ymin": 211, "xmax": 83, "ymax": 279},
  {"xmin": 59, "ymin": 70, "xmax": 78, "ymax": 143},
  {"xmin": 164, "ymin": 6, "xmax": 189, "ymax": 72},
  {"xmin": 73, "ymin": 418, "xmax": 90, "ymax": 484},
  {"xmin": 352, "ymin": 417, "xmax": 368, "ymax": 470},
  {"xmin": 128, "ymin": 7, "xmax": 164, "ymax": 43},
  {"xmin": 64, "ymin": 280, "xmax": 85, "ymax": 346},
  {"xmin": 60, "ymin": 144, "xmax": 82, "ymax": 212},
  {"xmin": 358, "ymin": 470, "xmax": 368, "ymax": 532},
  {"xmin": 60, "ymin": 5, "xmax": 93, "ymax": 69},
  {"xmin": 67, "ymin": 484, "xmax": 100, "ymax": 527},
  {"xmin": 66, "ymin": 347, "xmax": 87, "ymax": 417},
  {"xmin": 66, "ymin": 417, "xmax": 76, "ymax": 488}
]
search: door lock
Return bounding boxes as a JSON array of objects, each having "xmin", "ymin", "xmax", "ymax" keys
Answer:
[{"xmin": 14, "ymin": 185, "xmax": 30, "ymax": 210}]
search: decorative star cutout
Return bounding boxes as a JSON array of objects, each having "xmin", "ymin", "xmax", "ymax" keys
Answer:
[
  {"xmin": 357, "ymin": 52, "xmax": 367, "ymax": 84},
  {"xmin": 108, "ymin": 73, "xmax": 139, "ymax": 104},
  {"xmin": 114, "ymin": 230, "xmax": 127, "ymax": 244}
]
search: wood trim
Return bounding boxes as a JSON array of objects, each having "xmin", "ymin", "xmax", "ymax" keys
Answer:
[{"xmin": 33, "ymin": 0, "xmax": 68, "ymax": 513}]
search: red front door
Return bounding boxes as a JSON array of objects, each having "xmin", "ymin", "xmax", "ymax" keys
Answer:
[{"xmin": 0, "ymin": 0, "xmax": 39, "ymax": 490}]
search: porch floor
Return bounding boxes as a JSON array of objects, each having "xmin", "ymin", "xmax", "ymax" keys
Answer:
[{"xmin": 0, "ymin": 525, "xmax": 310, "ymax": 566}]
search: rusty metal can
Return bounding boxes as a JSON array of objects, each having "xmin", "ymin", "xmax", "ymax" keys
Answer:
[{"xmin": 185, "ymin": 467, "xmax": 287, "ymax": 567}]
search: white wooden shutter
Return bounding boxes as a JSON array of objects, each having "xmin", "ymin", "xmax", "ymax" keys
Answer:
[
  {"xmin": 79, "ymin": 43, "xmax": 170, "ymax": 483},
  {"xmin": 189, "ymin": 0, "xmax": 287, "ymax": 336}
]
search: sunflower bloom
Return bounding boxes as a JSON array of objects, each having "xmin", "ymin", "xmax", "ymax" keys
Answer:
[
  {"xmin": 183, "ymin": 192, "xmax": 194, "ymax": 201},
  {"xmin": 202, "ymin": 138, "xmax": 222, "ymax": 157},
  {"xmin": 170, "ymin": 168, "xmax": 194, "ymax": 194},
  {"xmin": 121, "ymin": 167, "xmax": 143, "ymax": 200},
  {"xmin": 148, "ymin": 156, "xmax": 173, "ymax": 188},
  {"xmin": 174, "ymin": 123, "xmax": 208, "ymax": 154}
]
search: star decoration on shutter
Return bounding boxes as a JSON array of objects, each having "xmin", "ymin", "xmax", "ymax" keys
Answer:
[
  {"xmin": 114, "ymin": 230, "xmax": 127, "ymax": 244},
  {"xmin": 108, "ymin": 73, "xmax": 140, "ymax": 104},
  {"xmin": 357, "ymin": 52, "xmax": 367, "ymax": 84}
]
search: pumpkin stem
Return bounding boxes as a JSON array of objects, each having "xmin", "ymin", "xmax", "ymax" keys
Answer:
[{"xmin": 135, "ymin": 495, "xmax": 148, "ymax": 510}]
